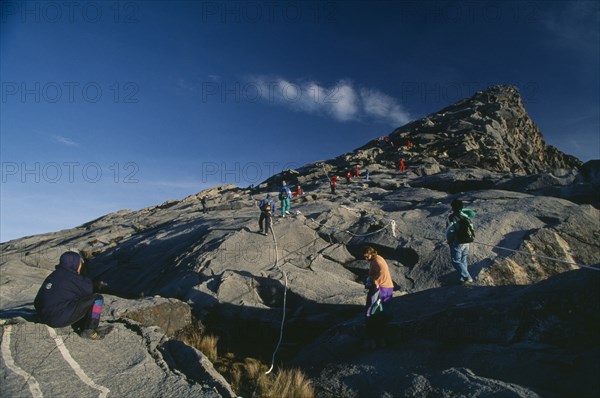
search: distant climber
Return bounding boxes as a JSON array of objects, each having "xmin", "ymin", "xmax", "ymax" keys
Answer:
[
  {"xmin": 346, "ymin": 171, "xmax": 352, "ymax": 184},
  {"xmin": 279, "ymin": 181, "xmax": 292, "ymax": 217},
  {"xmin": 399, "ymin": 158, "xmax": 405, "ymax": 172},
  {"xmin": 258, "ymin": 194, "xmax": 275, "ymax": 236},
  {"xmin": 366, "ymin": 169, "xmax": 370, "ymax": 181},
  {"xmin": 407, "ymin": 138, "xmax": 412, "ymax": 148},
  {"xmin": 355, "ymin": 165, "xmax": 359, "ymax": 177},
  {"xmin": 34, "ymin": 251, "xmax": 110, "ymax": 340},
  {"xmin": 446, "ymin": 199, "xmax": 476, "ymax": 285},
  {"xmin": 200, "ymin": 197, "xmax": 208, "ymax": 214},
  {"xmin": 295, "ymin": 185, "xmax": 303, "ymax": 197},
  {"xmin": 363, "ymin": 246, "xmax": 394, "ymax": 349},
  {"xmin": 331, "ymin": 175, "xmax": 337, "ymax": 194}
]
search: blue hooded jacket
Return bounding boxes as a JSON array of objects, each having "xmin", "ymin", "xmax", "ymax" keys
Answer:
[{"xmin": 34, "ymin": 252, "xmax": 94, "ymax": 327}]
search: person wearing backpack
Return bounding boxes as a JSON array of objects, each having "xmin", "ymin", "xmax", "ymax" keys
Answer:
[
  {"xmin": 258, "ymin": 194, "xmax": 275, "ymax": 235},
  {"xmin": 446, "ymin": 199, "xmax": 476, "ymax": 285},
  {"xmin": 279, "ymin": 181, "xmax": 292, "ymax": 217}
]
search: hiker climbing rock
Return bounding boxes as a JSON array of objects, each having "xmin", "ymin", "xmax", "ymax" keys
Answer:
[
  {"xmin": 355, "ymin": 165, "xmax": 359, "ymax": 177},
  {"xmin": 399, "ymin": 158, "xmax": 406, "ymax": 172},
  {"xmin": 279, "ymin": 181, "xmax": 292, "ymax": 217},
  {"xmin": 331, "ymin": 175, "xmax": 337, "ymax": 194},
  {"xmin": 446, "ymin": 199, "xmax": 476, "ymax": 285},
  {"xmin": 200, "ymin": 197, "xmax": 208, "ymax": 214},
  {"xmin": 34, "ymin": 251, "xmax": 111, "ymax": 340},
  {"xmin": 346, "ymin": 171, "xmax": 352, "ymax": 184},
  {"xmin": 258, "ymin": 194, "xmax": 275, "ymax": 236},
  {"xmin": 363, "ymin": 246, "xmax": 394, "ymax": 349}
]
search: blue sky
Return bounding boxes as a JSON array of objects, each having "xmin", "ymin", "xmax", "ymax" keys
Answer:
[{"xmin": 1, "ymin": 0, "xmax": 599, "ymax": 242}]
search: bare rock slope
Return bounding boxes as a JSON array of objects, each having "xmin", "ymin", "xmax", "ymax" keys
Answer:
[{"xmin": 1, "ymin": 85, "xmax": 599, "ymax": 397}]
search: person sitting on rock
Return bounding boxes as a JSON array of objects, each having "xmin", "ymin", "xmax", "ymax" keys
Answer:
[
  {"xmin": 34, "ymin": 251, "xmax": 109, "ymax": 340},
  {"xmin": 258, "ymin": 194, "xmax": 275, "ymax": 236},
  {"xmin": 363, "ymin": 246, "xmax": 394, "ymax": 349},
  {"xmin": 446, "ymin": 199, "xmax": 476, "ymax": 285},
  {"xmin": 279, "ymin": 181, "xmax": 292, "ymax": 217}
]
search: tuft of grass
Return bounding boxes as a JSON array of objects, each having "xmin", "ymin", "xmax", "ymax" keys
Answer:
[
  {"xmin": 180, "ymin": 329, "xmax": 219, "ymax": 363},
  {"xmin": 177, "ymin": 323, "xmax": 314, "ymax": 397},
  {"xmin": 265, "ymin": 368, "xmax": 314, "ymax": 398}
]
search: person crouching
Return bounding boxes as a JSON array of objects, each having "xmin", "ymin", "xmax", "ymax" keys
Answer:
[{"xmin": 34, "ymin": 251, "xmax": 108, "ymax": 340}]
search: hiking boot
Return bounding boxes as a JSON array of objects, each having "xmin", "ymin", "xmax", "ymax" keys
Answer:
[
  {"xmin": 96, "ymin": 325, "xmax": 114, "ymax": 335},
  {"xmin": 80, "ymin": 329, "xmax": 104, "ymax": 340},
  {"xmin": 462, "ymin": 279, "xmax": 474, "ymax": 286},
  {"xmin": 285, "ymin": 211, "xmax": 290, "ymax": 215}
]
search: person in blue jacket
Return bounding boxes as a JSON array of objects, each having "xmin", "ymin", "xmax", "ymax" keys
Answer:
[
  {"xmin": 34, "ymin": 251, "xmax": 108, "ymax": 339},
  {"xmin": 279, "ymin": 181, "xmax": 292, "ymax": 217}
]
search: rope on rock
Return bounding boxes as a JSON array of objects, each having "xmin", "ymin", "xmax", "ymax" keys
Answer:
[
  {"xmin": 303, "ymin": 205, "xmax": 599, "ymax": 271},
  {"xmin": 253, "ymin": 189, "xmax": 598, "ymax": 376},
  {"xmin": 472, "ymin": 240, "xmax": 599, "ymax": 271},
  {"xmin": 265, "ymin": 219, "xmax": 288, "ymax": 375},
  {"xmin": 305, "ymin": 215, "xmax": 395, "ymax": 238}
]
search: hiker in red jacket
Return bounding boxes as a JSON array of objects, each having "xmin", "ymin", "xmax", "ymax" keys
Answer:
[
  {"xmin": 399, "ymin": 158, "xmax": 406, "ymax": 172},
  {"xmin": 331, "ymin": 175, "xmax": 337, "ymax": 194}
]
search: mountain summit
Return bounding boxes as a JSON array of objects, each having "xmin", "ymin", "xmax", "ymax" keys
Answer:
[{"xmin": 368, "ymin": 85, "xmax": 581, "ymax": 174}]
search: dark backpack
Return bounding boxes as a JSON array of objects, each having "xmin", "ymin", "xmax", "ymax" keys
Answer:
[
  {"xmin": 452, "ymin": 214, "xmax": 475, "ymax": 243},
  {"xmin": 260, "ymin": 200, "xmax": 271, "ymax": 213},
  {"xmin": 279, "ymin": 189, "xmax": 288, "ymax": 200}
]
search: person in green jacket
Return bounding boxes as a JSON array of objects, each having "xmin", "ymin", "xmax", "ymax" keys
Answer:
[{"xmin": 446, "ymin": 199, "xmax": 476, "ymax": 285}]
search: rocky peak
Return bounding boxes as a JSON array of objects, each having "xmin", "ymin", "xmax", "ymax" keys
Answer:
[{"xmin": 363, "ymin": 85, "xmax": 581, "ymax": 175}]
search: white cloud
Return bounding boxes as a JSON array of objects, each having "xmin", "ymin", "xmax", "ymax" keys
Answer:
[
  {"xmin": 361, "ymin": 88, "xmax": 411, "ymax": 126},
  {"xmin": 251, "ymin": 76, "xmax": 410, "ymax": 126},
  {"xmin": 329, "ymin": 82, "xmax": 359, "ymax": 122},
  {"xmin": 52, "ymin": 135, "xmax": 79, "ymax": 147}
]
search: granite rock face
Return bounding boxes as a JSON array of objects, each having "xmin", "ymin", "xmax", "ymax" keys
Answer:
[
  {"xmin": 1, "ymin": 85, "xmax": 598, "ymax": 397},
  {"xmin": 291, "ymin": 269, "xmax": 600, "ymax": 398}
]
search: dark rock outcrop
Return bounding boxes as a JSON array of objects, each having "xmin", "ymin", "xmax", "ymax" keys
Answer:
[{"xmin": 292, "ymin": 269, "xmax": 600, "ymax": 398}]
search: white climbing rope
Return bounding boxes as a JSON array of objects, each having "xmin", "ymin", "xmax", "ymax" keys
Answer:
[
  {"xmin": 256, "ymin": 185, "xmax": 598, "ymax": 377},
  {"xmin": 303, "ymin": 203, "xmax": 598, "ymax": 271},
  {"xmin": 265, "ymin": 219, "xmax": 288, "ymax": 375},
  {"xmin": 305, "ymin": 216, "xmax": 395, "ymax": 238},
  {"xmin": 472, "ymin": 240, "xmax": 599, "ymax": 271}
]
